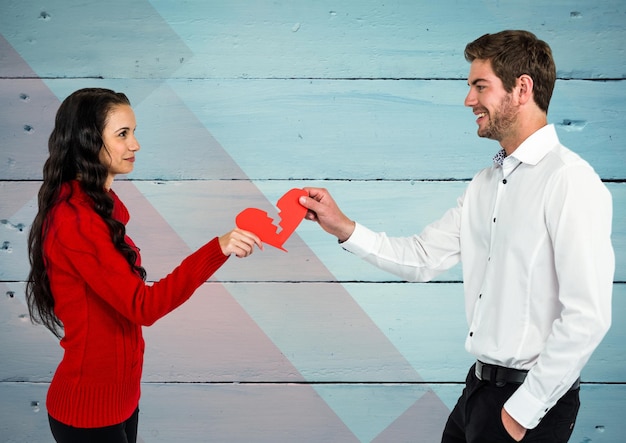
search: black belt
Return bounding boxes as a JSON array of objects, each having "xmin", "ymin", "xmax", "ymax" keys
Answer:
[
  {"xmin": 476, "ymin": 360, "xmax": 527, "ymax": 386},
  {"xmin": 475, "ymin": 361, "xmax": 580, "ymax": 391}
]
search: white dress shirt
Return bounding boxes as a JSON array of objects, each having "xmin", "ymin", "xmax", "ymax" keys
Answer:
[{"xmin": 342, "ymin": 124, "xmax": 614, "ymax": 429}]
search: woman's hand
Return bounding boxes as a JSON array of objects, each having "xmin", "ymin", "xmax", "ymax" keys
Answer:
[{"xmin": 219, "ymin": 228, "xmax": 263, "ymax": 258}]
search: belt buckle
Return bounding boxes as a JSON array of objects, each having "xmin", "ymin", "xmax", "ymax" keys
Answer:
[{"xmin": 477, "ymin": 361, "xmax": 507, "ymax": 387}]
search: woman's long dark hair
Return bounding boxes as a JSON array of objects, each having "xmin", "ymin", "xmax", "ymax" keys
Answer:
[{"xmin": 26, "ymin": 88, "xmax": 146, "ymax": 338}]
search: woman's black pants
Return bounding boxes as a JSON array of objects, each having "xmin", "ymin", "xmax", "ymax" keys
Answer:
[{"xmin": 48, "ymin": 407, "xmax": 139, "ymax": 443}]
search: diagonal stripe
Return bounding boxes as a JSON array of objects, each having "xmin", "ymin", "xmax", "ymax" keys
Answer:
[
  {"xmin": 114, "ymin": 181, "xmax": 307, "ymax": 382},
  {"xmin": 314, "ymin": 384, "xmax": 433, "ymax": 443},
  {"xmin": 0, "ymin": 37, "xmax": 58, "ymax": 180},
  {"xmin": 372, "ymin": 389, "xmax": 450, "ymax": 442},
  {"xmin": 1, "ymin": 21, "xmax": 453, "ymax": 441},
  {"xmin": 0, "ymin": 1, "xmax": 193, "ymax": 81}
]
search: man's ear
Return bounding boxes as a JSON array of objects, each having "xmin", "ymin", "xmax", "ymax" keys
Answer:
[{"xmin": 517, "ymin": 74, "xmax": 534, "ymax": 105}]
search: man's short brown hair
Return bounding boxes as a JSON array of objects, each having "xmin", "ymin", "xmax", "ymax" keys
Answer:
[{"xmin": 465, "ymin": 30, "xmax": 556, "ymax": 113}]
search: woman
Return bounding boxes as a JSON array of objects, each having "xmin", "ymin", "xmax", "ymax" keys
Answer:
[{"xmin": 26, "ymin": 88, "xmax": 262, "ymax": 443}]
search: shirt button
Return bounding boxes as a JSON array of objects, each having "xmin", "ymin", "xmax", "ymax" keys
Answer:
[
  {"xmin": 469, "ymin": 332, "xmax": 474, "ymax": 337},
  {"xmin": 502, "ymin": 179, "xmax": 507, "ymax": 184}
]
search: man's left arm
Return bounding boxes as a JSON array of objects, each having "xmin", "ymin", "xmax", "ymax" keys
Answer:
[{"xmin": 504, "ymin": 164, "xmax": 614, "ymax": 430}]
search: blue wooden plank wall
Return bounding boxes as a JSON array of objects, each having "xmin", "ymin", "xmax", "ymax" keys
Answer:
[{"xmin": 1, "ymin": 1, "xmax": 624, "ymax": 442}]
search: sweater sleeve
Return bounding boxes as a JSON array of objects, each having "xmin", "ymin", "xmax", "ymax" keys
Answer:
[{"xmin": 46, "ymin": 205, "xmax": 229, "ymax": 326}]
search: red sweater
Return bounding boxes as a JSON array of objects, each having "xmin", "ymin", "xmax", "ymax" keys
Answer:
[{"xmin": 43, "ymin": 180, "xmax": 229, "ymax": 428}]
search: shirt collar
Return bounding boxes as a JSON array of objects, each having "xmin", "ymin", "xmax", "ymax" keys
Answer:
[
  {"xmin": 492, "ymin": 149, "xmax": 507, "ymax": 166},
  {"xmin": 492, "ymin": 124, "xmax": 559, "ymax": 167}
]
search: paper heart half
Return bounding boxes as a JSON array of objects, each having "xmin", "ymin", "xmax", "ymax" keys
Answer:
[{"xmin": 235, "ymin": 188, "xmax": 308, "ymax": 252}]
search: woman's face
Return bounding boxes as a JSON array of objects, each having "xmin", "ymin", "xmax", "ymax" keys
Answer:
[{"xmin": 99, "ymin": 104, "xmax": 140, "ymax": 189}]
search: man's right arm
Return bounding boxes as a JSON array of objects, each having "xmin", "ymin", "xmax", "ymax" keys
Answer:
[{"xmin": 300, "ymin": 187, "xmax": 464, "ymax": 282}]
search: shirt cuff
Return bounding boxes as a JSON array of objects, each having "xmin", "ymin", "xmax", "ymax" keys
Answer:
[
  {"xmin": 504, "ymin": 383, "xmax": 550, "ymax": 430},
  {"xmin": 340, "ymin": 222, "xmax": 378, "ymax": 257}
]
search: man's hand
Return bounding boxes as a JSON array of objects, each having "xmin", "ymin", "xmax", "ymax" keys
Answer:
[
  {"xmin": 299, "ymin": 187, "xmax": 356, "ymax": 242},
  {"xmin": 501, "ymin": 407, "xmax": 527, "ymax": 441}
]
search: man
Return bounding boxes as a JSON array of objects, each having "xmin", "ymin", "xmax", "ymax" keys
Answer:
[{"xmin": 299, "ymin": 30, "xmax": 614, "ymax": 442}]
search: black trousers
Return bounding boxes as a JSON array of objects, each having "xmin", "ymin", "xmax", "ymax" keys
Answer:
[
  {"xmin": 49, "ymin": 407, "xmax": 139, "ymax": 443},
  {"xmin": 442, "ymin": 365, "xmax": 579, "ymax": 443}
]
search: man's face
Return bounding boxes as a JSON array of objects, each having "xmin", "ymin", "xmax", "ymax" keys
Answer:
[{"xmin": 464, "ymin": 59, "xmax": 519, "ymax": 142}]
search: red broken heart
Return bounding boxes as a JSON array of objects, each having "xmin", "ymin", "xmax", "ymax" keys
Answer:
[{"xmin": 235, "ymin": 188, "xmax": 308, "ymax": 252}]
